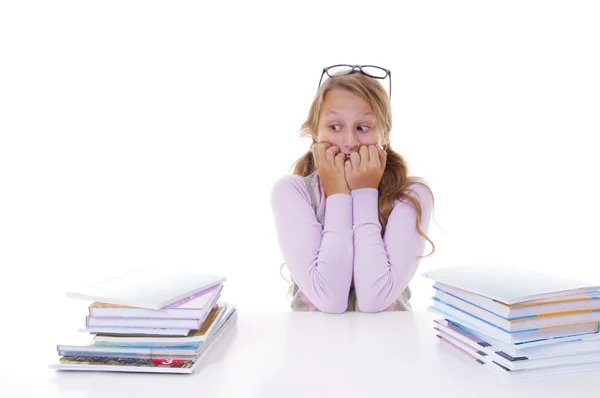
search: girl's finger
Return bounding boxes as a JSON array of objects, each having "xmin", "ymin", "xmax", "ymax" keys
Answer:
[
  {"xmin": 368, "ymin": 145, "xmax": 379, "ymax": 169},
  {"xmin": 325, "ymin": 145, "xmax": 339, "ymax": 162},
  {"xmin": 350, "ymin": 152, "xmax": 361, "ymax": 170},
  {"xmin": 334, "ymin": 153, "xmax": 345, "ymax": 170},
  {"xmin": 312, "ymin": 145, "xmax": 320, "ymax": 166},
  {"xmin": 344, "ymin": 158, "xmax": 352, "ymax": 176},
  {"xmin": 326, "ymin": 146, "xmax": 340, "ymax": 169},
  {"xmin": 314, "ymin": 143, "xmax": 328, "ymax": 166},
  {"xmin": 359, "ymin": 145, "xmax": 369, "ymax": 165},
  {"xmin": 320, "ymin": 143, "xmax": 332, "ymax": 157}
]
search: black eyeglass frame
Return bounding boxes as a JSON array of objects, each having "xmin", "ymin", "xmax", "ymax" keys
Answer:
[{"xmin": 317, "ymin": 64, "xmax": 392, "ymax": 99}]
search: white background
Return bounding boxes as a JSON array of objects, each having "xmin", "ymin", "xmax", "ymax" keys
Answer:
[{"xmin": 1, "ymin": 1, "xmax": 599, "ymax": 321}]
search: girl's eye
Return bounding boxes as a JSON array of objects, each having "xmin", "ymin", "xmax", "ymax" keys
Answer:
[
  {"xmin": 358, "ymin": 125, "xmax": 371, "ymax": 132},
  {"xmin": 329, "ymin": 124, "xmax": 341, "ymax": 132}
]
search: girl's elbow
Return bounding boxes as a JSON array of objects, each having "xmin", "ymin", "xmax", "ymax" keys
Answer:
[
  {"xmin": 317, "ymin": 300, "xmax": 348, "ymax": 314},
  {"xmin": 355, "ymin": 283, "xmax": 398, "ymax": 313},
  {"xmin": 356, "ymin": 297, "xmax": 388, "ymax": 313},
  {"xmin": 315, "ymin": 291, "xmax": 349, "ymax": 313}
]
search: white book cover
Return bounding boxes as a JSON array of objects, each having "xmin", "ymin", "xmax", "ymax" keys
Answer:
[
  {"xmin": 88, "ymin": 284, "xmax": 222, "ymax": 319},
  {"xmin": 66, "ymin": 267, "xmax": 226, "ymax": 310},
  {"xmin": 422, "ymin": 265, "xmax": 600, "ymax": 305}
]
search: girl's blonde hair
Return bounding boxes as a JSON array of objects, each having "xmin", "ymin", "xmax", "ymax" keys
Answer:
[{"xmin": 280, "ymin": 72, "xmax": 436, "ymax": 295}]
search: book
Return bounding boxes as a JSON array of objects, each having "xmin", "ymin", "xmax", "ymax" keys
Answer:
[
  {"xmin": 429, "ymin": 298, "xmax": 599, "ymax": 344},
  {"xmin": 49, "ymin": 305, "xmax": 237, "ymax": 374},
  {"xmin": 436, "ymin": 327, "xmax": 600, "ymax": 379},
  {"xmin": 433, "ymin": 283, "xmax": 600, "ymax": 319},
  {"xmin": 66, "ymin": 267, "xmax": 226, "ymax": 310},
  {"xmin": 78, "ymin": 326, "xmax": 192, "ymax": 336},
  {"xmin": 88, "ymin": 284, "xmax": 222, "ymax": 319},
  {"xmin": 93, "ymin": 303, "xmax": 228, "ymax": 344},
  {"xmin": 51, "ymin": 356, "xmax": 201, "ymax": 373},
  {"xmin": 422, "ymin": 265, "xmax": 600, "ymax": 305},
  {"xmin": 57, "ymin": 343, "xmax": 202, "ymax": 358},
  {"xmin": 58, "ymin": 352, "xmax": 199, "ymax": 361},
  {"xmin": 425, "ymin": 265, "xmax": 600, "ymax": 378},
  {"xmin": 450, "ymin": 316, "xmax": 600, "ymax": 355},
  {"xmin": 434, "ymin": 288, "xmax": 600, "ymax": 331},
  {"xmin": 434, "ymin": 319, "xmax": 600, "ymax": 370},
  {"xmin": 85, "ymin": 314, "xmax": 210, "ymax": 329},
  {"xmin": 435, "ymin": 318, "xmax": 600, "ymax": 358}
]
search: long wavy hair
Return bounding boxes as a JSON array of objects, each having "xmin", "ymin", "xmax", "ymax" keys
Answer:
[{"xmin": 280, "ymin": 72, "xmax": 436, "ymax": 293}]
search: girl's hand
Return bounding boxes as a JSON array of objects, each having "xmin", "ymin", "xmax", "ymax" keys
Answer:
[
  {"xmin": 344, "ymin": 145, "xmax": 387, "ymax": 190},
  {"xmin": 312, "ymin": 143, "xmax": 350, "ymax": 197}
]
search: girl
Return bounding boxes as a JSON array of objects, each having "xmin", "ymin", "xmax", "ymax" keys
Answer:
[{"xmin": 271, "ymin": 65, "xmax": 435, "ymax": 314}]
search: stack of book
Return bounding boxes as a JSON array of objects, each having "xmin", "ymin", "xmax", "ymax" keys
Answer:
[
  {"xmin": 49, "ymin": 267, "xmax": 237, "ymax": 374},
  {"xmin": 423, "ymin": 265, "xmax": 600, "ymax": 379}
]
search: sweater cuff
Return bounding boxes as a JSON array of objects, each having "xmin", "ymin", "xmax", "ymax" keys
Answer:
[
  {"xmin": 324, "ymin": 193, "xmax": 353, "ymax": 231},
  {"xmin": 351, "ymin": 188, "xmax": 380, "ymax": 226}
]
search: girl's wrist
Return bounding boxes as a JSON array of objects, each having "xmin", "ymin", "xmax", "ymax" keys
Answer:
[{"xmin": 327, "ymin": 188, "xmax": 351, "ymax": 197}]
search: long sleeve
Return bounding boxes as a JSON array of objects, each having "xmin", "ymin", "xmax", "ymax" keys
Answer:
[
  {"xmin": 352, "ymin": 184, "xmax": 433, "ymax": 313},
  {"xmin": 270, "ymin": 175, "xmax": 354, "ymax": 314}
]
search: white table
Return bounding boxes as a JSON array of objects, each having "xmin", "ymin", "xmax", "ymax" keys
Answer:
[{"xmin": 7, "ymin": 311, "xmax": 600, "ymax": 397}]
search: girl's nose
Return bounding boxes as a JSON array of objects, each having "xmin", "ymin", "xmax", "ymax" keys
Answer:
[{"xmin": 342, "ymin": 131, "xmax": 359, "ymax": 150}]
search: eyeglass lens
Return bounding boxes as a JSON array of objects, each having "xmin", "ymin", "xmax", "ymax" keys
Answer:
[{"xmin": 327, "ymin": 65, "xmax": 387, "ymax": 79}]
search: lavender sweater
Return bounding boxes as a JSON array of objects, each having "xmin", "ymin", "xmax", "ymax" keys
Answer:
[{"xmin": 270, "ymin": 170, "xmax": 434, "ymax": 313}]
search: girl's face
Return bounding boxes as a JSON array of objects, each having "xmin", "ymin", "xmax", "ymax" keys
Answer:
[{"xmin": 317, "ymin": 89, "xmax": 381, "ymax": 158}]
